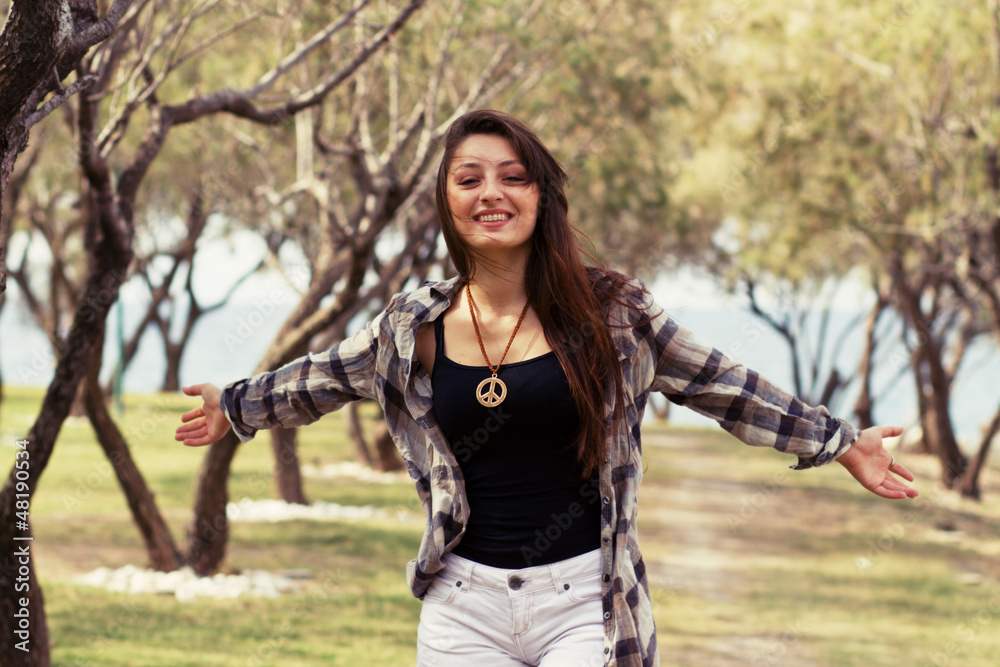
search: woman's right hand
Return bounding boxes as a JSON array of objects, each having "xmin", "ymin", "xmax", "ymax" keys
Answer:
[{"xmin": 175, "ymin": 383, "xmax": 230, "ymax": 447}]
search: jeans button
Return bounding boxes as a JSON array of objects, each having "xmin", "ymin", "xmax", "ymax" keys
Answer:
[{"xmin": 508, "ymin": 576, "xmax": 524, "ymax": 590}]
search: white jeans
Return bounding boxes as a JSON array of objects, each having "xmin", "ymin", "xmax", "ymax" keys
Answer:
[{"xmin": 416, "ymin": 548, "xmax": 605, "ymax": 667}]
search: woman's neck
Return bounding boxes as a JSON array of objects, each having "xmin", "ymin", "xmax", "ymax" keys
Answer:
[{"xmin": 466, "ymin": 261, "xmax": 528, "ymax": 314}]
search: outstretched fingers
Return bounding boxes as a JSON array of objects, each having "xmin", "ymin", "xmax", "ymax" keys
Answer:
[
  {"xmin": 889, "ymin": 459, "xmax": 915, "ymax": 482},
  {"xmin": 879, "ymin": 474, "xmax": 919, "ymax": 499},
  {"xmin": 181, "ymin": 432, "xmax": 215, "ymax": 447},
  {"xmin": 175, "ymin": 418, "xmax": 205, "ymax": 436},
  {"xmin": 180, "ymin": 405, "xmax": 205, "ymax": 423},
  {"xmin": 871, "ymin": 485, "xmax": 909, "ymax": 500},
  {"xmin": 176, "ymin": 426, "xmax": 209, "ymax": 445}
]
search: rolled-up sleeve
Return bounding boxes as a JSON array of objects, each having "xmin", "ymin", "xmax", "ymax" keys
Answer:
[
  {"xmin": 219, "ymin": 312, "xmax": 382, "ymax": 444},
  {"xmin": 645, "ymin": 303, "xmax": 857, "ymax": 469}
]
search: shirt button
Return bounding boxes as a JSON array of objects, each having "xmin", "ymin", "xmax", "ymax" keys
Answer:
[
  {"xmin": 603, "ymin": 574, "xmax": 610, "ymax": 582},
  {"xmin": 602, "ymin": 496, "xmax": 610, "ymax": 504},
  {"xmin": 604, "ymin": 611, "xmax": 612, "ymax": 619},
  {"xmin": 602, "ymin": 536, "xmax": 610, "ymax": 544},
  {"xmin": 508, "ymin": 576, "xmax": 524, "ymax": 590}
]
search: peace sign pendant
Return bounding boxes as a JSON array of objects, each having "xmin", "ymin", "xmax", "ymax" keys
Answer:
[{"xmin": 476, "ymin": 374, "xmax": 507, "ymax": 407}]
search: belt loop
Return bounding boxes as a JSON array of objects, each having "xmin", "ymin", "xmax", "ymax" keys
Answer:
[
  {"xmin": 549, "ymin": 560, "xmax": 568, "ymax": 595},
  {"xmin": 461, "ymin": 555, "xmax": 476, "ymax": 592}
]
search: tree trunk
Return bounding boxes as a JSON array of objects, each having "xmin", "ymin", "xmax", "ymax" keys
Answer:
[
  {"xmin": 0, "ymin": 2, "xmax": 138, "ymax": 661},
  {"xmin": 69, "ymin": 385, "xmax": 89, "ymax": 418},
  {"xmin": 0, "ymin": 524, "xmax": 48, "ymax": 667},
  {"xmin": 817, "ymin": 369, "xmax": 844, "ymax": 409},
  {"xmin": 958, "ymin": 404, "xmax": 1000, "ymax": 500},
  {"xmin": 271, "ymin": 427, "xmax": 308, "ymax": 505},
  {"xmin": 890, "ymin": 255, "xmax": 967, "ymax": 481},
  {"xmin": 895, "ymin": 281, "xmax": 967, "ymax": 483},
  {"xmin": 347, "ymin": 402, "xmax": 376, "ymax": 468},
  {"xmin": 852, "ymin": 296, "xmax": 885, "ymax": 430},
  {"xmin": 0, "ymin": 243, "xmax": 132, "ymax": 665},
  {"xmin": 346, "ymin": 401, "xmax": 403, "ymax": 472},
  {"xmin": 82, "ymin": 322, "xmax": 184, "ymax": 571},
  {"xmin": 0, "ymin": 122, "xmax": 30, "ymax": 302},
  {"xmin": 185, "ymin": 432, "xmax": 240, "ymax": 576},
  {"xmin": 910, "ymin": 358, "xmax": 935, "ymax": 455},
  {"xmin": 374, "ymin": 419, "xmax": 404, "ymax": 472},
  {"xmin": 162, "ymin": 342, "xmax": 182, "ymax": 393},
  {"xmin": 920, "ymin": 340, "xmax": 966, "ymax": 485},
  {"xmin": 0, "ymin": 1, "xmax": 73, "ymax": 295}
]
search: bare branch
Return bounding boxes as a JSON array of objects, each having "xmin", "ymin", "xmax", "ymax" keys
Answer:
[
  {"xmin": 201, "ymin": 257, "xmax": 266, "ymax": 315},
  {"xmin": 399, "ymin": 0, "xmax": 463, "ymax": 177},
  {"xmin": 166, "ymin": 0, "xmax": 425, "ymax": 127},
  {"xmin": 809, "ymin": 283, "xmax": 841, "ymax": 396},
  {"xmin": 285, "ymin": 0, "xmax": 425, "ymax": 114},
  {"xmin": 73, "ymin": 0, "xmax": 137, "ymax": 51},
  {"xmin": 744, "ymin": 277, "xmax": 805, "ymax": 399},
  {"xmin": 26, "ymin": 74, "xmax": 96, "ymax": 128},
  {"xmin": 97, "ymin": 1, "xmax": 222, "ymax": 152},
  {"xmin": 246, "ymin": 0, "xmax": 373, "ymax": 99},
  {"xmin": 169, "ymin": 9, "xmax": 262, "ymax": 80}
]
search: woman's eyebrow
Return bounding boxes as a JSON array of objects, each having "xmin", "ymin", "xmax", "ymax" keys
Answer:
[{"xmin": 451, "ymin": 158, "xmax": 523, "ymax": 171}]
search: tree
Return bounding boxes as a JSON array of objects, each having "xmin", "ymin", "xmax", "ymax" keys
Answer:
[
  {"xmin": 0, "ymin": 3, "xmax": 140, "ymax": 662},
  {"xmin": 0, "ymin": 1, "xmax": 424, "ymax": 663},
  {"xmin": 673, "ymin": 0, "xmax": 999, "ymax": 494}
]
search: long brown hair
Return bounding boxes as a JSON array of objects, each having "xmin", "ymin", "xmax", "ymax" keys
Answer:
[{"xmin": 435, "ymin": 109, "xmax": 633, "ymax": 478}]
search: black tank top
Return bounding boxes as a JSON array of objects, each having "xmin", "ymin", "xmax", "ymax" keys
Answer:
[{"xmin": 431, "ymin": 316, "xmax": 602, "ymax": 568}]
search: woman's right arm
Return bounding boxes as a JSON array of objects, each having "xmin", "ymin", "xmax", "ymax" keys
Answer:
[{"xmin": 174, "ymin": 311, "xmax": 382, "ymax": 447}]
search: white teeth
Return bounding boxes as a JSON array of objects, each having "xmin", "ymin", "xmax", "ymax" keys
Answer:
[{"xmin": 478, "ymin": 214, "xmax": 510, "ymax": 222}]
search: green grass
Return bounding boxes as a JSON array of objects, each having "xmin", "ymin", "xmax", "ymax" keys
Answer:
[{"xmin": 2, "ymin": 386, "xmax": 1000, "ymax": 666}]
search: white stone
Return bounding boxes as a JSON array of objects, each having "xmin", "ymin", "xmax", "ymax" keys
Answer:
[{"xmin": 73, "ymin": 564, "xmax": 300, "ymax": 601}]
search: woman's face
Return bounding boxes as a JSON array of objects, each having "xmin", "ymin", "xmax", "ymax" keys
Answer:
[{"xmin": 445, "ymin": 134, "xmax": 539, "ymax": 260}]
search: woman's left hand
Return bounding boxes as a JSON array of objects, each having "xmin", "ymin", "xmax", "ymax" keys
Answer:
[{"xmin": 836, "ymin": 426, "xmax": 919, "ymax": 499}]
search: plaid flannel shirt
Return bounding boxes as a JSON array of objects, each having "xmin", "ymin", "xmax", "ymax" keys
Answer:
[{"xmin": 220, "ymin": 276, "xmax": 858, "ymax": 667}]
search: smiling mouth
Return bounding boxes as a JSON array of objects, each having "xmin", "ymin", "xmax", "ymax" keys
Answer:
[{"xmin": 475, "ymin": 213, "xmax": 513, "ymax": 222}]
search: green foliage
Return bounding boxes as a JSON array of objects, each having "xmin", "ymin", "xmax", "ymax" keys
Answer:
[{"xmin": 676, "ymin": 0, "xmax": 996, "ymax": 291}]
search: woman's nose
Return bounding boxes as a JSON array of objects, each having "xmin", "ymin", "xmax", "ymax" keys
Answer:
[{"xmin": 480, "ymin": 177, "xmax": 503, "ymax": 202}]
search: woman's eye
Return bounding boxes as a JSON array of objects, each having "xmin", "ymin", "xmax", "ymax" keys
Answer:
[
  {"xmin": 457, "ymin": 178, "xmax": 478, "ymax": 186},
  {"xmin": 505, "ymin": 175, "xmax": 525, "ymax": 182}
]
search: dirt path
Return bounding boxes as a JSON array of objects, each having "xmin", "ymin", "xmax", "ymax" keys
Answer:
[{"xmin": 639, "ymin": 430, "xmax": 820, "ymax": 667}]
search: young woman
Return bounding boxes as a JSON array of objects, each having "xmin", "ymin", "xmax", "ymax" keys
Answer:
[{"xmin": 175, "ymin": 109, "xmax": 918, "ymax": 667}]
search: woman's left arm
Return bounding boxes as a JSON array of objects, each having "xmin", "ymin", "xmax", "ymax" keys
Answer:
[{"xmin": 638, "ymin": 295, "xmax": 918, "ymax": 499}]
